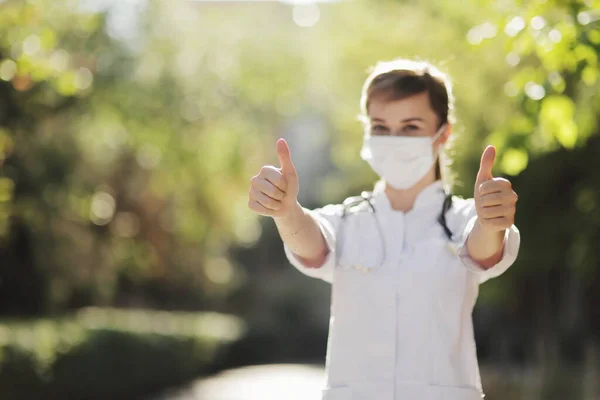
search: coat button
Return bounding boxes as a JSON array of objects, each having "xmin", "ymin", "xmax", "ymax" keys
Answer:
[
  {"xmin": 354, "ymin": 265, "xmax": 368, "ymax": 273},
  {"xmin": 445, "ymin": 242, "xmax": 459, "ymax": 256}
]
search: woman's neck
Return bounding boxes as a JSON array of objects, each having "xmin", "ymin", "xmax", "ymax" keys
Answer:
[{"xmin": 384, "ymin": 167, "xmax": 438, "ymax": 212}]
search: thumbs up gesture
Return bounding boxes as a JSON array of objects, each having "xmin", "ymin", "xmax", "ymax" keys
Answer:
[
  {"xmin": 248, "ymin": 139, "xmax": 300, "ymax": 218},
  {"xmin": 474, "ymin": 146, "xmax": 518, "ymax": 232}
]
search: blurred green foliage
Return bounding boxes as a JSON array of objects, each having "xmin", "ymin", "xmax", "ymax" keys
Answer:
[
  {"xmin": 0, "ymin": 308, "xmax": 244, "ymax": 399},
  {"xmin": 1, "ymin": 0, "xmax": 597, "ymax": 312},
  {"xmin": 479, "ymin": 0, "xmax": 600, "ymax": 174},
  {"xmin": 0, "ymin": 0, "xmax": 257, "ymax": 313},
  {"xmin": 0, "ymin": 0, "xmax": 599, "ymax": 397}
]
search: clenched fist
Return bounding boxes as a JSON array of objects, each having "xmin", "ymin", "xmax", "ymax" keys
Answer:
[
  {"xmin": 248, "ymin": 139, "xmax": 300, "ymax": 218},
  {"xmin": 474, "ymin": 145, "xmax": 518, "ymax": 232}
]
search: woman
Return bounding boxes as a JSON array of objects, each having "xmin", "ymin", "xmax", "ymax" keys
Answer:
[{"xmin": 248, "ymin": 59, "xmax": 520, "ymax": 400}]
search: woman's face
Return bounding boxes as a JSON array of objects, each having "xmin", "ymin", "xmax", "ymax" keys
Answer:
[{"xmin": 367, "ymin": 91, "xmax": 450, "ymax": 145}]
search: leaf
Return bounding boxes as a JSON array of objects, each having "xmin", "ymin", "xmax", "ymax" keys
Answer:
[
  {"xmin": 0, "ymin": 177, "xmax": 14, "ymax": 203},
  {"xmin": 499, "ymin": 148, "xmax": 529, "ymax": 175},
  {"xmin": 55, "ymin": 71, "xmax": 77, "ymax": 96},
  {"xmin": 0, "ymin": 128, "xmax": 14, "ymax": 157},
  {"xmin": 574, "ymin": 43, "xmax": 598, "ymax": 65},
  {"xmin": 581, "ymin": 65, "xmax": 598, "ymax": 86},
  {"xmin": 539, "ymin": 95, "xmax": 578, "ymax": 148}
]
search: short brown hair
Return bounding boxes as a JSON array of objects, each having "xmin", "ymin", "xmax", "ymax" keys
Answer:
[
  {"xmin": 360, "ymin": 59, "xmax": 455, "ymax": 127},
  {"xmin": 359, "ymin": 59, "xmax": 456, "ymax": 183}
]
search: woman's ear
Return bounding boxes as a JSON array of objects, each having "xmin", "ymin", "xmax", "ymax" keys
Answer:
[{"xmin": 440, "ymin": 123, "xmax": 453, "ymax": 144}]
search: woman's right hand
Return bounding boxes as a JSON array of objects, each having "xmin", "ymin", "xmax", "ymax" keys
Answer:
[{"xmin": 248, "ymin": 139, "xmax": 300, "ymax": 219}]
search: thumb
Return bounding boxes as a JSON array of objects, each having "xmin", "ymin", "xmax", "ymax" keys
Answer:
[
  {"xmin": 476, "ymin": 145, "xmax": 496, "ymax": 184},
  {"xmin": 276, "ymin": 138, "xmax": 297, "ymax": 177}
]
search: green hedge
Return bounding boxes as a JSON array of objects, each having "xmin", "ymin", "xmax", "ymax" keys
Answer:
[{"xmin": 0, "ymin": 308, "xmax": 245, "ymax": 400}]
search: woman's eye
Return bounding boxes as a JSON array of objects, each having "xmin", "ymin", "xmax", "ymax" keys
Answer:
[
  {"xmin": 403, "ymin": 125, "xmax": 419, "ymax": 133},
  {"xmin": 371, "ymin": 125, "xmax": 389, "ymax": 135}
]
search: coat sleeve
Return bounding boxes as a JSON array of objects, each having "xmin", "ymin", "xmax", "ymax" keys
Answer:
[
  {"xmin": 283, "ymin": 204, "xmax": 344, "ymax": 284},
  {"xmin": 450, "ymin": 198, "xmax": 521, "ymax": 284}
]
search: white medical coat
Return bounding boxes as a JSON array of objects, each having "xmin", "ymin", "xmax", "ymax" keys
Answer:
[{"xmin": 284, "ymin": 181, "xmax": 520, "ymax": 400}]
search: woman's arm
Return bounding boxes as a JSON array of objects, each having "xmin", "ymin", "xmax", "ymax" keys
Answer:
[
  {"xmin": 468, "ymin": 145, "xmax": 518, "ymax": 269},
  {"xmin": 247, "ymin": 139, "xmax": 329, "ymax": 268},
  {"xmin": 274, "ymin": 202, "xmax": 329, "ymax": 268},
  {"xmin": 466, "ymin": 220, "xmax": 505, "ymax": 269}
]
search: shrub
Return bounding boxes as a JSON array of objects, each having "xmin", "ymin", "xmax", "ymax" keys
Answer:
[{"xmin": 0, "ymin": 308, "xmax": 245, "ymax": 400}]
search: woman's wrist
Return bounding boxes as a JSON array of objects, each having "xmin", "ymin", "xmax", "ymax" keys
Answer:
[
  {"xmin": 273, "ymin": 201, "xmax": 303, "ymax": 224},
  {"xmin": 273, "ymin": 201, "xmax": 306, "ymax": 236},
  {"xmin": 467, "ymin": 218, "xmax": 506, "ymax": 268}
]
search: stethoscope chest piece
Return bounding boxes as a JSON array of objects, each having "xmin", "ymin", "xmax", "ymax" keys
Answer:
[
  {"xmin": 338, "ymin": 189, "xmax": 457, "ymax": 270},
  {"xmin": 445, "ymin": 241, "xmax": 459, "ymax": 257}
]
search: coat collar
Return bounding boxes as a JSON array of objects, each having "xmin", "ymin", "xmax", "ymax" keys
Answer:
[{"xmin": 371, "ymin": 180, "xmax": 446, "ymax": 213}]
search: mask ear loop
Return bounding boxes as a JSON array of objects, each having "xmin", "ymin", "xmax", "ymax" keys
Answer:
[
  {"xmin": 431, "ymin": 123, "xmax": 448, "ymax": 167},
  {"xmin": 433, "ymin": 123, "xmax": 454, "ymax": 241},
  {"xmin": 432, "ymin": 123, "xmax": 448, "ymax": 143},
  {"xmin": 437, "ymin": 194, "xmax": 454, "ymax": 241}
]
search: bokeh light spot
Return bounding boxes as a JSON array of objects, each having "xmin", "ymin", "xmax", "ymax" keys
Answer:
[
  {"xmin": 75, "ymin": 67, "xmax": 93, "ymax": 90},
  {"xmin": 0, "ymin": 60, "xmax": 17, "ymax": 81},
  {"xmin": 524, "ymin": 82, "xmax": 545, "ymax": 100},
  {"xmin": 91, "ymin": 191, "xmax": 116, "ymax": 226},
  {"xmin": 204, "ymin": 257, "xmax": 235, "ymax": 285},
  {"xmin": 22, "ymin": 35, "xmax": 41, "ymax": 56},
  {"xmin": 293, "ymin": 4, "xmax": 320, "ymax": 27},
  {"xmin": 504, "ymin": 16, "xmax": 525, "ymax": 37}
]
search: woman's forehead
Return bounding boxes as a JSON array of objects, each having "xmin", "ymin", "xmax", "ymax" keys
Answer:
[{"xmin": 367, "ymin": 92, "xmax": 437, "ymax": 122}]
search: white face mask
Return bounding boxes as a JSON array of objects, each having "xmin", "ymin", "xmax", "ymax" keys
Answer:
[{"xmin": 360, "ymin": 124, "xmax": 446, "ymax": 190}]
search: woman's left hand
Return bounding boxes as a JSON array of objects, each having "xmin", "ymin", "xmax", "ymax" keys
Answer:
[{"xmin": 473, "ymin": 145, "xmax": 518, "ymax": 233}]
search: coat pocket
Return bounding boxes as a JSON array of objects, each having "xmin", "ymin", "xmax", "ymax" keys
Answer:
[
  {"xmin": 336, "ymin": 211, "xmax": 385, "ymax": 273},
  {"xmin": 427, "ymin": 385, "xmax": 483, "ymax": 400},
  {"xmin": 321, "ymin": 386, "xmax": 352, "ymax": 400}
]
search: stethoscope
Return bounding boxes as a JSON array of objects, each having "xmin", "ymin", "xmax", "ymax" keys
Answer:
[{"xmin": 337, "ymin": 190, "xmax": 455, "ymax": 270}]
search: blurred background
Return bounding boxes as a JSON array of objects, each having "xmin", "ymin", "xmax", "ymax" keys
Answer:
[{"xmin": 0, "ymin": 0, "xmax": 599, "ymax": 399}]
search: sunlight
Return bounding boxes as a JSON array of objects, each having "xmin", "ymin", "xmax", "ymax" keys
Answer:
[{"xmin": 184, "ymin": 364, "xmax": 325, "ymax": 400}]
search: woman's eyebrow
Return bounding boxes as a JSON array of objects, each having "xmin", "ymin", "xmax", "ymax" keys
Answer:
[
  {"xmin": 370, "ymin": 117, "xmax": 425, "ymax": 124},
  {"xmin": 400, "ymin": 117, "xmax": 425, "ymax": 123}
]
